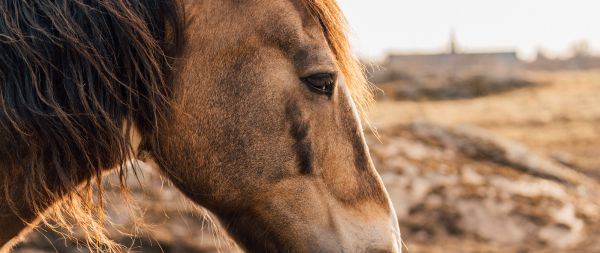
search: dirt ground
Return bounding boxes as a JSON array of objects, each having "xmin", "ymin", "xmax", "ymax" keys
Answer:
[
  {"xmin": 369, "ymin": 70, "xmax": 600, "ymax": 253},
  {"xmin": 370, "ymin": 70, "xmax": 600, "ymax": 177}
]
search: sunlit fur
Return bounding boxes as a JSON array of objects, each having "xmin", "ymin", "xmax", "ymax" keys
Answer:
[
  {"xmin": 0, "ymin": 0, "xmax": 184, "ymax": 251},
  {"xmin": 0, "ymin": 0, "xmax": 388, "ymax": 252}
]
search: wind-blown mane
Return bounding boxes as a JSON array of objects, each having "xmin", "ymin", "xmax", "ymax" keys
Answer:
[
  {"xmin": 0, "ymin": 0, "xmax": 184, "ymax": 249},
  {"xmin": 305, "ymin": 0, "xmax": 374, "ymax": 121}
]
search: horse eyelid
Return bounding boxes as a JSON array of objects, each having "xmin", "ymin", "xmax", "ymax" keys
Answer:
[{"xmin": 301, "ymin": 72, "xmax": 336, "ymax": 96}]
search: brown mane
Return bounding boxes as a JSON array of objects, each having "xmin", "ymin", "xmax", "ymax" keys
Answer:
[
  {"xmin": 305, "ymin": 0, "xmax": 374, "ymax": 121},
  {"xmin": 0, "ymin": 0, "xmax": 184, "ymax": 250},
  {"xmin": 0, "ymin": 0, "xmax": 373, "ymax": 251}
]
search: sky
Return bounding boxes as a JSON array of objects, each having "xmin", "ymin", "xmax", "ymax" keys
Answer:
[{"xmin": 338, "ymin": 0, "xmax": 600, "ymax": 61}]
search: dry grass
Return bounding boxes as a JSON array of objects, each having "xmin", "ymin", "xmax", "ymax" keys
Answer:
[{"xmin": 370, "ymin": 70, "xmax": 600, "ymax": 175}]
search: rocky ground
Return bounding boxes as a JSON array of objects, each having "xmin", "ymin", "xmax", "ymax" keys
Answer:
[
  {"xmin": 371, "ymin": 70, "xmax": 600, "ymax": 252},
  {"xmin": 13, "ymin": 168, "xmax": 241, "ymax": 253},
  {"xmin": 12, "ymin": 70, "xmax": 600, "ymax": 252},
  {"xmin": 371, "ymin": 70, "xmax": 600, "ymax": 171},
  {"xmin": 370, "ymin": 123, "xmax": 600, "ymax": 253}
]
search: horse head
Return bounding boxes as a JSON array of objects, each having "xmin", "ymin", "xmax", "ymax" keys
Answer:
[{"xmin": 146, "ymin": 1, "xmax": 401, "ymax": 251}]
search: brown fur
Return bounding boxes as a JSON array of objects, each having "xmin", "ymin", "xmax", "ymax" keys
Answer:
[{"xmin": 0, "ymin": 0, "xmax": 400, "ymax": 252}]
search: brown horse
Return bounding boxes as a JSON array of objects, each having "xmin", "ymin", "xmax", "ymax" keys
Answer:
[{"xmin": 0, "ymin": 0, "xmax": 401, "ymax": 252}]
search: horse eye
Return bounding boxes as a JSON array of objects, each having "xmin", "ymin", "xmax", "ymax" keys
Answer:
[{"xmin": 302, "ymin": 73, "xmax": 335, "ymax": 96}]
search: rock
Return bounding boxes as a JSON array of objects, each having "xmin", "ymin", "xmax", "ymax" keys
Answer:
[
  {"xmin": 456, "ymin": 199, "xmax": 529, "ymax": 244},
  {"xmin": 368, "ymin": 122, "xmax": 600, "ymax": 252},
  {"xmin": 537, "ymin": 204, "xmax": 584, "ymax": 248}
]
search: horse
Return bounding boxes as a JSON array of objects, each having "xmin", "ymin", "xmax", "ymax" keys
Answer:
[{"xmin": 0, "ymin": 0, "xmax": 401, "ymax": 252}]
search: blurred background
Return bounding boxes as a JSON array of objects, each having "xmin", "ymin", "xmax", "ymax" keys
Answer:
[{"xmin": 14, "ymin": 1, "xmax": 600, "ymax": 252}]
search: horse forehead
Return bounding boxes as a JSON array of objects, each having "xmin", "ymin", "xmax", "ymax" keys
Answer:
[
  {"xmin": 252, "ymin": 0, "xmax": 323, "ymax": 45},
  {"xmin": 251, "ymin": 0, "xmax": 312, "ymax": 21},
  {"xmin": 186, "ymin": 0, "xmax": 323, "ymax": 48}
]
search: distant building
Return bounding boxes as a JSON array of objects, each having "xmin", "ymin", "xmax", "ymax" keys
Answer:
[{"xmin": 379, "ymin": 33, "xmax": 522, "ymax": 82}]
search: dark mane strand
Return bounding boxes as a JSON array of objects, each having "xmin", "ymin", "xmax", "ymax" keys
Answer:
[{"xmin": 0, "ymin": 0, "xmax": 184, "ymax": 248}]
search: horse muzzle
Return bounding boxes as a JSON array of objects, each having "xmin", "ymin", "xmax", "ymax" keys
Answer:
[{"xmin": 304, "ymin": 206, "xmax": 402, "ymax": 253}]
